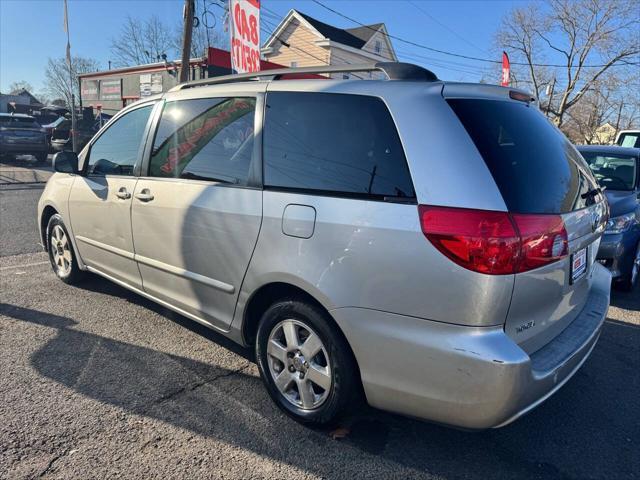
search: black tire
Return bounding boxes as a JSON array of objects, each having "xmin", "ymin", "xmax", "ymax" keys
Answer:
[
  {"xmin": 46, "ymin": 214, "xmax": 84, "ymax": 285},
  {"xmin": 615, "ymin": 243, "xmax": 640, "ymax": 292},
  {"xmin": 256, "ymin": 298, "xmax": 359, "ymax": 426}
]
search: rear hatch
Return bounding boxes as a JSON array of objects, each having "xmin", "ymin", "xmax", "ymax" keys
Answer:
[
  {"xmin": 446, "ymin": 91, "xmax": 607, "ymax": 355},
  {"xmin": 51, "ymin": 120, "xmax": 71, "ymax": 141},
  {"xmin": 0, "ymin": 117, "xmax": 46, "ymax": 145}
]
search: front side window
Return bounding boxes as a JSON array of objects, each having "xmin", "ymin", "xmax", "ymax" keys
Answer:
[
  {"xmin": 263, "ymin": 92, "xmax": 415, "ymax": 200},
  {"xmin": 148, "ymin": 97, "xmax": 256, "ymax": 185},
  {"xmin": 582, "ymin": 152, "xmax": 638, "ymax": 191},
  {"xmin": 86, "ymin": 105, "xmax": 153, "ymax": 176}
]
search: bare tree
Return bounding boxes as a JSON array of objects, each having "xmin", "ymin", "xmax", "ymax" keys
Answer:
[
  {"xmin": 44, "ymin": 56, "xmax": 100, "ymax": 109},
  {"xmin": 111, "ymin": 15, "xmax": 174, "ymax": 67},
  {"xmin": 563, "ymin": 75, "xmax": 620, "ymax": 143},
  {"xmin": 498, "ymin": 0, "xmax": 640, "ymax": 127},
  {"xmin": 173, "ymin": 21, "xmax": 228, "ymax": 59},
  {"xmin": 8, "ymin": 80, "xmax": 34, "ymax": 94}
]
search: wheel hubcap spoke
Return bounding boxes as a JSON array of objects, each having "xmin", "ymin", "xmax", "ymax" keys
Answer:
[
  {"xmin": 282, "ymin": 320, "xmax": 300, "ymax": 350},
  {"xmin": 274, "ymin": 370, "xmax": 293, "ymax": 392},
  {"xmin": 300, "ymin": 332, "xmax": 323, "ymax": 358},
  {"xmin": 306, "ymin": 364, "xmax": 331, "ymax": 391},
  {"xmin": 267, "ymin": 339, "xmax": 288, "ymax": 364},
  {"xmin": 297, "ymin": 379, "xmax": 316, "ymax": 409}
]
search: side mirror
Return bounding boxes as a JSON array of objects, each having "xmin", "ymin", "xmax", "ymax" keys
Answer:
[{"xmin": 52, "ymin": 151, "xmax": 78, "ymax": 174}]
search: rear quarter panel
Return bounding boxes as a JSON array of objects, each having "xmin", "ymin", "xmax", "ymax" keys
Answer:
[{"xmin": 233, "ymin": 191, "xmax": 514, "ymax": 334}]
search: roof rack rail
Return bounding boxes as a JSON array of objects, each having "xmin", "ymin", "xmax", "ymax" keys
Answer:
[{"xmin": 169, "ymin": 62, "xmax": 438, "ymax": 92}]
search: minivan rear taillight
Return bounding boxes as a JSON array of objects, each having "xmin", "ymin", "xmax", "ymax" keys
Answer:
[{"xmin": 418, "ymin": 205, "xmax": 568, "ymax": 275}]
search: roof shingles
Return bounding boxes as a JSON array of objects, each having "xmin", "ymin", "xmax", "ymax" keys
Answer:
[{"xmin": 295, "ymin": 10, "xmax": 381, "ymax": 49}]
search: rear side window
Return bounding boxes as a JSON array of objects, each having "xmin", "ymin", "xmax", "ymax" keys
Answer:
[
  {"xmin": 148, "ymin": 97, "xmax": 256, "ymax": 185},
  {"xmin": 448, "ymin": 99, "xmax": 598, "ymax": 214},
  {"xmin": 581, "ymin": 151, "xmax": 638, "ymax": 191},
  {"xmin": 263, "ymin": 92, "xmax": 415, "ymax": 200}
]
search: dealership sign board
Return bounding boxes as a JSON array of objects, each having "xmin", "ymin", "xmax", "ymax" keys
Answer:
[
  {"xmin": 140, "ymin": 73, "xmax": 163, "ymax": 97},
  {"xmin": 100, "ymin": 79, "xmax": 122, "ymax": 101},
  {"xmin": 81, "ymin": 79, "xmax": 99, "ymax": 100},
  {"xmin": 229, "ymin": 0, "xmax": 260, "ymax": 74}
]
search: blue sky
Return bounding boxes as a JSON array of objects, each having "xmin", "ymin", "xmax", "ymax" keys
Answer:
[{"xmin": 0, "ymin": 0, "xmax": 518, "ymax": 94}]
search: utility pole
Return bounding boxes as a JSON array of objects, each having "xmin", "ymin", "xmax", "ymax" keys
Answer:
[
  {"xmin": 179, "ymin": 0, "xmax": 195, "ymax": 83},
  {"xmin": 63, "ymin": 0, "xmax": 77, "ymax": 153}
]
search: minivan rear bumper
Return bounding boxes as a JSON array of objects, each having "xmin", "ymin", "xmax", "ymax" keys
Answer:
[{"xmin": 330, "ymin": 263, "xmax": 610, "ymax": 429}]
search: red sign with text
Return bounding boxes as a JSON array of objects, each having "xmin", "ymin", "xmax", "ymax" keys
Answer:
[{"xmin": 230, "ymin": 0, "xmax": 261, "ymax": 74}]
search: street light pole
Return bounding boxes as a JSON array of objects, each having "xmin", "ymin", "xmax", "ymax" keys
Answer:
[
  {"xmin": 63, "ymin": 0, "xmax": 77, "ymax": 152},
  {"xmin": 179, "ymin": 0, "xmax": 195, "ymax": 83}
]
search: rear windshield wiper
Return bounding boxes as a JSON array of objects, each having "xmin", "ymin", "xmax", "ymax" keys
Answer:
[{"xmin": 581, "ymin": 186, "xmax": 604, "ymax": 200}]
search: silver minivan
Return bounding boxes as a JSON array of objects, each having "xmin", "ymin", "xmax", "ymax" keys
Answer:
[{"xmin": 38, "ymin": 63, "xmax": 611, "ymax": 429}]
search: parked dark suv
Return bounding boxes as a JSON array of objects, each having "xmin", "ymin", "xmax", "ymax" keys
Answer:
[
  {"xmin": 50, "ymin": 114, "xmax": 112, "ymax": 153},
  {"xmin": 0, "ymin": 113, "xmax": 48, "ymax": 163},
  {"xmin": 579, "ymin": 145, "xmax": 640, "ymax": 289}
]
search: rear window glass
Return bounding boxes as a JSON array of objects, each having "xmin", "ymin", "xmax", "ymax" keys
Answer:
[
  {"xmin": 0, "ymin": 116, "xmax": 39, "ymax": 128},
  {"xmin": 581, "ymin": 151, "xmax": 637, "ymax": 191},
  {"xmin": 263, "ymin": 92, "xmax": 415, "ymax": 200},
  {"xmin": 447, "ymin": 99, "xmax": 598, "ymax": 214}
]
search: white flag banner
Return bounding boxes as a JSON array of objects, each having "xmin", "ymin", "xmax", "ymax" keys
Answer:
[{"xmin": 229, "ymin": 0, "xmax": 261, "ymax": 73}]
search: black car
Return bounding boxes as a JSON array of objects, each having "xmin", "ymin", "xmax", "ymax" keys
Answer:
[
  {"xmin": 50, "ymin": 113, "xmax": 112, "ymax": 153},
  {"xmin": 0, "ymin": 113, "xmax": 49, "ymax": 163},
  {"xmin": 578, "ymin": 145, "xmax": 640, "ymax": 289}
]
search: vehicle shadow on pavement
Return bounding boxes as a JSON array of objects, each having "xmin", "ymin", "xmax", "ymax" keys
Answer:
[
  {"xmin": 1, "ymin": 292, "xmax": 638, "ymax": 479},
  {"xmin": 609, "ymin": 287, "xmax": 640, "ymax": 311}
]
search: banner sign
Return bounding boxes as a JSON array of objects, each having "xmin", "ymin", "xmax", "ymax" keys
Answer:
[
  {"xmin": 100, "ymin": 79, "xmax": 122, "ymax": 101},
  {"xmin": 81, "ymin": 79, "xmax": 99, "ymax": 100},
  {"xmin": 229, "ymin": 0, "xmax": 261, "ymax": 73},
  {"xmin": 501, "ymin": 51, "xmax": 510, "ymax": 87}
]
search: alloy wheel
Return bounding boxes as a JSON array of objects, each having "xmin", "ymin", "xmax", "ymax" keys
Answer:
[
  {"xmin": 50, "ymin": 225, "xmax": 72, "ymax": 276},
  {"xmin": 266, "ymin": 319, "xmax": 332, "ymax": 410}
]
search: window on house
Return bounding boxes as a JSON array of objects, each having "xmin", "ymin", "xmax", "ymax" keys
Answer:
[
  {"xmin": 290, "ymin": 61, "xmax": 298, "ymax": 68},
  {"xmin": 374, "ymin": 40, "xmax": 382, "ymax": 54}
]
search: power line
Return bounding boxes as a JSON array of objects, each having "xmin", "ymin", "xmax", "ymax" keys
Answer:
[
  {"xmin": 310, "ymin": 0, "xmax": 639, "ymax": 69},
  {"xmin": 406, "ymin": 0, "xmax": 488, "ymax": 56},
  {"xmin": 261, "ymin": 6, "xmax": 490, "ymax": 79}
]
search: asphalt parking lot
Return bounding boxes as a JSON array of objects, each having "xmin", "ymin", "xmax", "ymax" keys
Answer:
[{"xmin": 0, "ymin": 183, "xmax": 638, "ymax": 480}]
